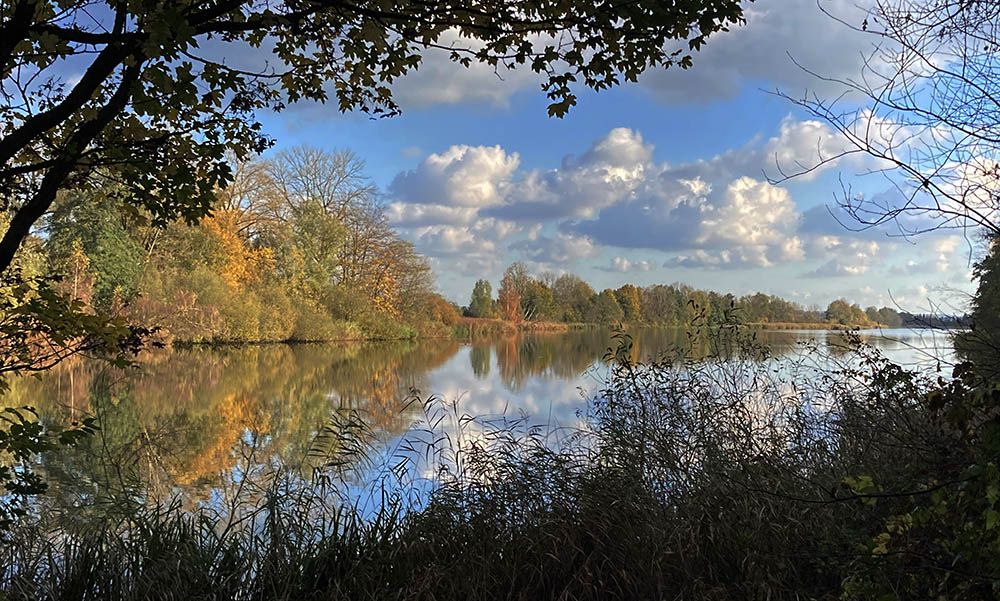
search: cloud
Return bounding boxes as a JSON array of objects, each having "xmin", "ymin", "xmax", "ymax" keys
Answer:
[
  {"xmin": 404, "ymin": 218, "xmax": 521, "ymax": 276},
  {"xmin": 510, "ymin": 233, "xmax": 597, "ymax": 265},
  {"xmin": 575, "ymin": 176, "xmax": 804, "ymax": 268},
  {"xmin": 388, "ymin": 30, "xmax": 542, "ymax": 109},
  {"xmin": 486, "ymin": 128, "xmax": 654, "ymax": 221},
  {"xmin": 638, "ymin": 0, "xmax": 878, "ymax": 104},
  {"xmin": 386, "ymin": 120, "xmax": 873, "ymax": 274},
  {"xmin": 387, "ymin": 203, "xmax": 478, "ymax": 227},
  {"xmin": 547, "ymin": 119, "xmax": 856, "ymax": 268},
  {"xmin": 762, "ymin": 117, "xmax": 862, "ymax": 182},
  {"xmin": 598, "ymin": 257, "xmax": 655, "ymax": 273},
  {"xmin": 802, "ymin": 237, "xmax": 880, "ymax": 278},
  {"xmin": 888, "ymin": 235, "xmax": 973, "ymax": 281},
  {"xmin": 389, "ymin": 145, "xmax": 520, "ymax": 207}
]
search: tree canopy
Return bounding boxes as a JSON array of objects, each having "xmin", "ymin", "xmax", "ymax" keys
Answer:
[
  {"xmin": 467, "ymin": 279, "xmax": 494, "ymax": 319},
  {"xmin": 0, "ymin": 0, "xmax": 748, "ymax": 275}
]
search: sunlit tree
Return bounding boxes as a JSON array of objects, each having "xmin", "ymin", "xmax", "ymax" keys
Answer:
[{"xmin": 468, "ymin": 279, "xmax": 495, "ymax": 319}]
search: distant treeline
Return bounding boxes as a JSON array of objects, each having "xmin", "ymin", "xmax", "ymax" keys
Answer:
[
  {"xmin": 898, "ymin": 313, "xmax": 969, "ymax": 329},
  {"xmin": 463, "ymin": 262, "xmax": 965, "ymax": 329}
]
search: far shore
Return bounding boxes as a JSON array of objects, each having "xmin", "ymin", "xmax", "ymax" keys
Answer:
[{"xmin": 160, "ymin": 319, "xmax": 958, "ymax": 348}]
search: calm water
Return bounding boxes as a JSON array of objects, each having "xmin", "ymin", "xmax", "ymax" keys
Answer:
[{"xmin": 8, "ymin": 327, "xmax": 954, "ymax": 508}]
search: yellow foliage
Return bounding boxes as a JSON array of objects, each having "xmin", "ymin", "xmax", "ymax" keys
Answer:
[
  {"xmin": 201, "ymin": 210, "xmax": 274, "ymax": 290},
  {"xmin": 369, "ymin": 271, "xmax": 401, "ymax": 319},
  {"xmin": 171, "ymin": 392, "xmax": 270, "ymax": 486}
]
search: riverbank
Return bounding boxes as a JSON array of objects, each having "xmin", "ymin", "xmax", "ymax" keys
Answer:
[
  {"xmin": 162, "ymin": 319, "xmax": 912, "ymax": 347},
  {"xmin": 745, "ymin": 321, "xmax": 878, "ymax": 330}
]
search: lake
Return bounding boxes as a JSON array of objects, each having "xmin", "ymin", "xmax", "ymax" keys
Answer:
[{"xmin": 8, "ymin": 327, "xmax": 955, "ymax": 509}]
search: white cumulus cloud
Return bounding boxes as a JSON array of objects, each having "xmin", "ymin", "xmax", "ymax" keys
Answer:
[{"xmin": 389, "ymin": 145, "xmax": 519, "ymax": 208}]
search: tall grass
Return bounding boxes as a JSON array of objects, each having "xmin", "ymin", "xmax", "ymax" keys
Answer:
[{"xmin": 0, "ymin": 324, "xmax": 983, "ymax": 600}]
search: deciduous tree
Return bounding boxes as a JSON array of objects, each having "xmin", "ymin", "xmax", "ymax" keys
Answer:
[{"xmin": 468, "ymin": 279, "xmax": 494, "ymax": 319}]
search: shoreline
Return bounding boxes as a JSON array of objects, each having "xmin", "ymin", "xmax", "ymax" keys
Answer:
[{"xmin": 161, "ymin": 321, "xmax": 956, "ymax": 348}]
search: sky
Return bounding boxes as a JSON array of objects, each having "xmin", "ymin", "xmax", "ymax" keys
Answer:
[{"xmin": 256, "ymin": 0, "xmax": 977, "ymax": 313}]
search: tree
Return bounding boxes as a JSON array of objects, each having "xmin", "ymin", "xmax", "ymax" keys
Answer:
[
  {"xmin": 522, "ymin": 279, "xmax": 556, "ymax": 322},
  {"xmin": 614, "ymin": 284, "xmax": 643, "ymax": 322},
  {"xmin": 45, "ymin": 189, "xmax": 146, "ymax": 309},
  {"xmin": 498, "ymin": 272, "xmax": 523, "ymax": 323},
  {"xmin": 876, "ymin": 307, "xmax": 903, "ymax": 327},
  {"xmin": 552, "ymin": 274, "xmax": 596, "ymax": 323},
  {"xmin": 497, "ymin": 262, "xmax": 547, "ymax": 322},
  {"xmin": 825, "ymin": 299, "xmax": 868, "ymax": 326},
  {"xmin": 467, "ymin": 280, "xmax": 494, "ymax": 319},
  {"xmin": 590, "ymin": 289, "xmax": 625, "ymax": 324},
  {"xmin": 785, "ymin": 1, "xmax": 1000, "ymax": 238},
  {"xmin": 503, "ymin": 263, "xmax": 532, "ymax": 296},
  {"xmin": 0, "ymin": 0, "xmax": 748, "ymax": 275},
  {"xmin": 957, "ymin": 235, "xmax": 1000, "ymax": 373},
  {"xmin": 641, "ymin": 285, "xmax": 680, "ymax": 324}
]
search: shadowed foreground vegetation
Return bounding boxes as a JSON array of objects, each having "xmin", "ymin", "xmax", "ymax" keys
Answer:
[{"xmin": 0, "ymin": 324, "xmax": 995, "ymax": 600}]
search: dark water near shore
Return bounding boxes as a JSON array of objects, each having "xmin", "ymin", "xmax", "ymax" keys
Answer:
[{"xmin": 6, "ymin": 327, "xmax": 954, "ymax": 508}]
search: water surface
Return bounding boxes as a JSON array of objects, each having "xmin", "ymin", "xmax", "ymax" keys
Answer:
[{"xmin": 8, "ymin": 327, "xmax": 955, "ymax": 507}]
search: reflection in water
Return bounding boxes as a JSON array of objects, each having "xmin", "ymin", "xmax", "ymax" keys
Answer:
[
  {"xmin": 470, "ymin": 344, "xmax": 491, "ymax": 379},
  {"xmin": 7, "ymin": 327, "xmax": 952, "ymax": 507},
  {"xmin": 8, "ymin": 341, "xmax": 458, "ymax": 506}
]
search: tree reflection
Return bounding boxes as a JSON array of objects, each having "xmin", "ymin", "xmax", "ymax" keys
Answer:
[
  {"xmin": 469, "ymin": 343, "xmax": 491, "ymax": 379},
  {"xmin": 7, "ymin": 340, "xmax": 458, "ymax": 506},
  {"xmin": 487, "ymin": 328, "xmax": 811, "ymax": 392}
]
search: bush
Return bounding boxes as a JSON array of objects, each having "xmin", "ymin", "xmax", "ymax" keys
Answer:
[
  {"xmin": 291, "ymin": 301, "xmax": 361, "ymax": 341},
  {"xmin": 255, "ymin": 285, "xmax": 297, "ymax": 341},
  {"xmin": 356, "ymin": 313, "xmax": 417, "ymax": 340}
]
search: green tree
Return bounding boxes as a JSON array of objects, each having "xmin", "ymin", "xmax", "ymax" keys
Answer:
[
  {"xmin": 0, "ymin": 0, "xmax": 747, "ymax": 274},
  {"xmin": 468, "ymin": 280, "xmax": 494, "ymax": 318},
  {"xmin": 640, "ymin": 285, "xmax": 680, "ymax": 324},
  {"xmin": 46, "ymin": 190, "xmax": 146, "ymax": 309},
  {"xmin": 552, "ymin": 274, "xmax": 595, "ymax": 323},
  {"xmin": 876, "ymin": 307, "xmax": 903, "ymax": 327},
  {"xmin": 522, "ymin": 279, "xmax": 556, "ymax": 322},
  {"xmin": 958, "ymin": 236, "xmax": 1000, "ymax": 373},
  {"xmin": 590, "ymin": 289, "xmax": 625, "ymax": 324}
]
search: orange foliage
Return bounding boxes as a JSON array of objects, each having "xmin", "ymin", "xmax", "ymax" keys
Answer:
[
  {"xmin": 171, "ymin": 392, "xmax": 270, "ymax": 486},
  {"xmin": 202, "ymin": 210, "xmax": 274, "ymax": 289},
  {"xmin": 369, "ymin": 269, "xmax": 401, "ymax": 318}
]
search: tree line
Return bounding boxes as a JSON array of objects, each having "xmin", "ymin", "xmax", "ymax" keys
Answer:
[{"xmin": 465, "ymin": 262, "xmax": 925, "ymax": 329}]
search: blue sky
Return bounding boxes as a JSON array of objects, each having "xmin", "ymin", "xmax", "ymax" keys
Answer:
[{"xmin": 257, "ymin": 0, "xmax": 976, "ymax": 312}]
